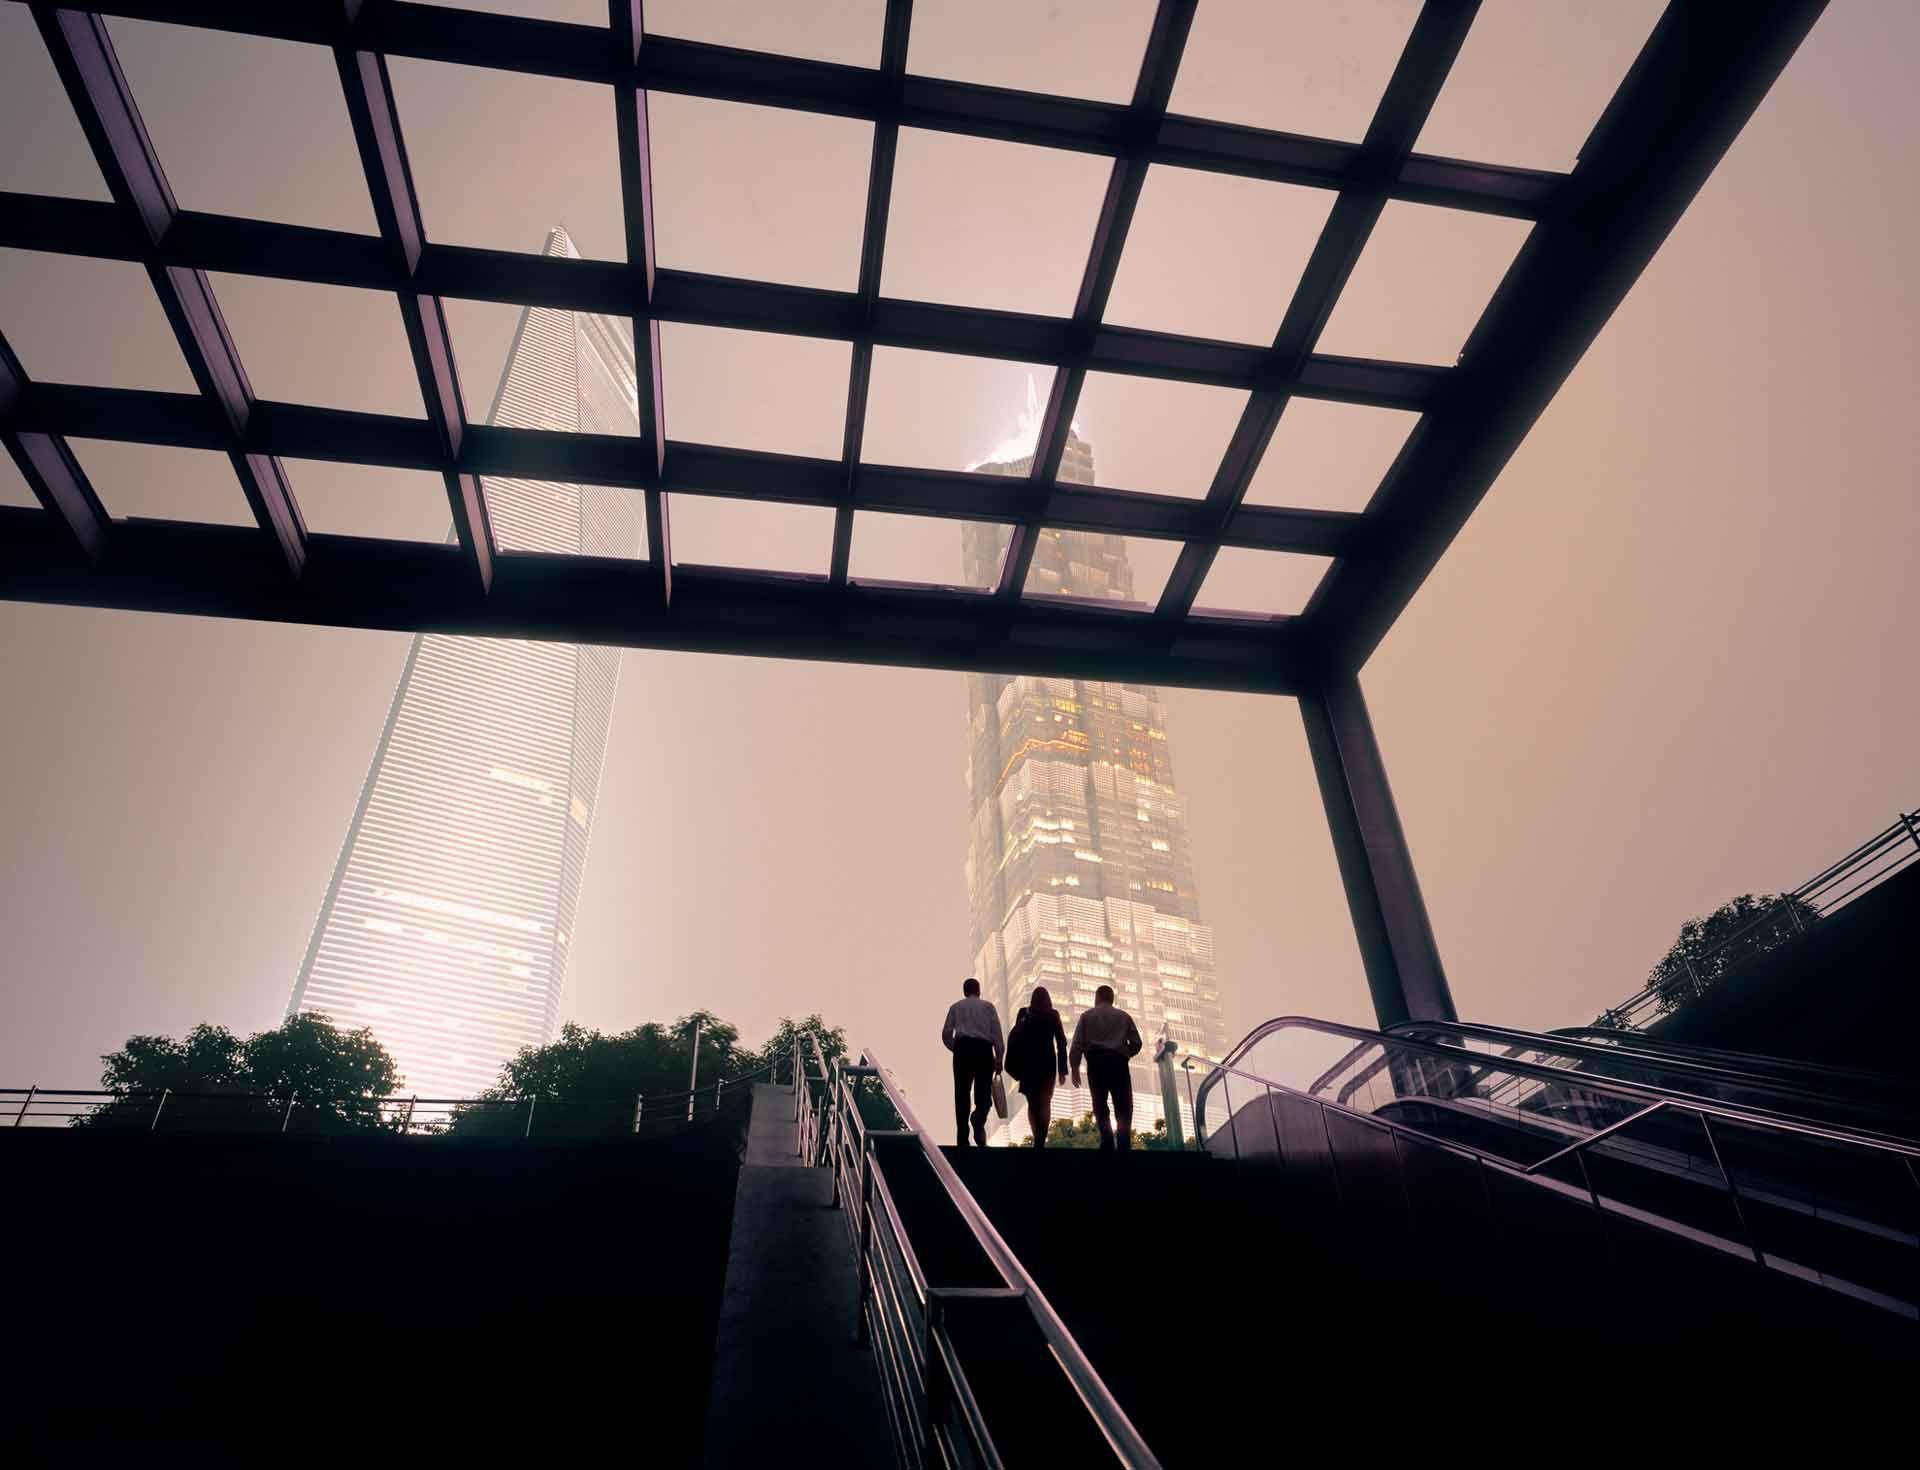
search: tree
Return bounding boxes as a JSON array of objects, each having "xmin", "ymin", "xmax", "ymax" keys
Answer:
[
  {"xmin": 1019, "ymin": 1113, "xmax": 1197, "ymax": 1150},
  {"xmin": 85, "ymin": 1013, "xmax": 399, "ymax": 1130},
  {"xmin": 1647, "ymin": 892, "xmax": 1820, "ymax": 1016},
  {"xmin": 749, "ymin": 1014, "xmax": 848, "ymax": 1081},
  {"xmin": 447, "ymin": 1011, "xmax": 768, "ymax": 1137}
]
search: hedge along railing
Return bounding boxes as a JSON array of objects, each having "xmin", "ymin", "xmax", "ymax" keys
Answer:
[
  {"xmin": 1592, "ymin": 806, "xmax": 1920, "ymax": 1035},
  {"xmin": 2, "ymin": 1060, "xmax": 776, "ymax": 1138}
]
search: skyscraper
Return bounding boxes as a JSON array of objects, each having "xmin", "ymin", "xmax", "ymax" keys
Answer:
[
  {"xmin": 287, "ymin": 228, "xmax": 641, "ymax": 1099},
  {"xmin": 962, "ymin": 415, "xmax": 1229, "ymax": 1143}
]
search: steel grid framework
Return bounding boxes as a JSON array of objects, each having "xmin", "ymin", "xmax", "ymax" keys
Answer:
[{"xmin": 0, "ymin": 0, "xmax": 1825, "ymax": 692}]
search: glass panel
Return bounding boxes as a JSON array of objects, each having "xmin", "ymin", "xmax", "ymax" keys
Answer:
[
  {"xmin": 649, "ymin": 93, "xmax": 871, "ymax": 291},
  {"xmin": 1709, "ymin": 1117, "xmax": 1918, "ymax": 1312},
  {"xmin": 1022, "ymin": 530, "xmax": 1178, "ymax": 610},
  {"xmin": 206, "ymin": 274, "xmax": 424, "ymax": 418},
  {"xmin": 440, "ymin": 298, "xmax": 527, "ymax": 423},
  {"xmin": 1314, "ymin": 202, "xmax": 1533, "ymax": 366},
  {"xmin": 849, "ymin": 512, "xmax": 1001, "ymax": 591},
  {"xmin": 1582, "ymin": 1107, "xmax": 1751, "ymax": 1258},
  {"xmin": 389, "ymin": 58, "xmax": 625, "ymax": 261},
  {"xmin": 861, "ymin": 348, "xmax": 1053, "ymax": 473},
  {"xmin": 909, "ymin": 0, "xmax": 1158, "ymax": 105},
  {"xmin": 1416, "ymin": 0, "xmax": 1668, "ymax": 173},
  {"xmin": 644, "ymin": 0, "xmax": 886, "ymax": 68},
  {"xmin": 0, "ymin": 6, "xmax": 111, "ymax": 200},
  {"xmin": 106, "ymin": 18, "xmax": 375, "ymax": 233},
  {"xmin": 487, "ymin": 477, "xmax": 647, "ymax": 560},
  {"xmin": 0, "ymin": 250, "xmax": 195, "ymax": 392},
  {"xmin": 1245, "ymin": 398, "xmax": 1419, "ymax": 513},
  {"xmin": 68, "ymin": 440, "xmax": 253, "ymax": 526},
  {"xmin": 1075, "ymin": 373, "xmax": 1247, "ymax": 497},
  {"xmin": 883, "ymin": 129, "xmax": 1110, "ymax": 317},
  {"xmin": 659, "ymin": 324, "xmax": 850, "ymax": 458},
  {"xmin": 417, "ymin": 2, "xmax": 604, "ymax": 19},
  {"xmin": 1105, "ymin": 168, "xmax": 1335, "ymax": 345},
  {"xmin": 284, "ymin": 461, "xmax": 452, "ymax": 544},
  {"xmin": 1170, "ymin": 0, "xmax": 1424, "ymax": 143},
  {"xmin": 1192, "ymin": 547, "xmax": 1333, "ymax": 619},
  {"xmin": 669, "ymin": 497, "xmax": 834, "ymax": 576}
]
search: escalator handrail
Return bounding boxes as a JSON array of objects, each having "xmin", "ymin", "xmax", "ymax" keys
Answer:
[
  {"xmin": 1198, "ymin": 1016, "xmax": 1920, "ymax": 1156},
  {"xmin": 1546, "ymin": 1026, "xmax": 1919, "ymax": 1095},
  {"xmin": 1192, "ymin": 1047, "xmax": 1920, "ymax": 1171},
  {"xmin": 850, "ymin": 1044, "xmax": 1162, "ymax": 1469},
  {"xmin": 1386, "ymin": 1019, "xmax": 1913, "ymax": 1122}
]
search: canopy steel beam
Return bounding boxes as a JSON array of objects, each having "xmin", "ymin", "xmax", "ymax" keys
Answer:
[
  {"xmin": 997, "ymin": 0, "xmax": 1195, "ymax": 606},
  {"xmin": 1300, "ymin": 674, "xmax": 1454, "ymax": 1028},
  {"xmin": 611, "ymin": 0, "xmax": 671, "ymax": 604},
  {"xmin": 0, "ymin": 336, "xmax": 108, "ymax": 562},
  {"xmin": 32, "ymin": 5, "xmax": 306, "ymax": 579},
  {"xmin": 69, "ymin": 1, "xmax": 1559, "ymax": 217},
  {"xmin": 334, "ymin": 18, "xmax": 494, "ymax": 592},
  {"xmin": 0, "ymin": 194, "xmax": 1446, "ymax": 409},
  {"xmin": 0, "ymin": 0, "xmax": 1825, "ymax": 695},
  {"xmin": 1155, "ymin": 0, "xmax": 1479, "ymax": 623},
  {"xmin": 1306, "ymin": 0, "xmax": 1830, "ymax": 670},
  {"xmin": 830, "ymin": 0, "xmax": 912, "ymax": 590},
  {"xmin": 0, "ymin": 507, "xmax": 1309, "ymax": 694}
]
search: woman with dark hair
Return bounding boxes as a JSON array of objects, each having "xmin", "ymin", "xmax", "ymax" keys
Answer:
[{"xmin": 1004, "ymin": 986, "xmax": 1069, "ymax": 1148}]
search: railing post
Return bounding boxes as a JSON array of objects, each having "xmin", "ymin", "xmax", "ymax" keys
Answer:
[
  {"xmin": 150, "ymin": 1088, "xmax": 169, "ymax": 1132},
  {"xmin": 1900, "ymin": 809, "xmax": 1920, "ymax": 853},
  {"xmin": 282, "ymin": 1091, "xmax": 297, "ymax": 1134},
  {"xmin": 1697, "ymin": 1112, "xmax": 1765, "ymax": 1269},
  {"xmin": 404, "ymin": 1096, "xmax": 416, "ymax": 1133},
  {"xmin": 524, "ymin": 1095, "xmax": 537, "ymax": 1139},
  {"xmin": 855, "ymin": 1139, "xmax": 875, "ymax": 1347},
  {"xmin": 13, "ymin": 1085, "xmax": 35, "ymax": 1128},
  {"xmin": 686, "ymin": 1018, "xmax": 703, "ymax": 1123},
  {"xmin": 715, "ymin": 1077, "xmax": 724, "ymax": 1115},
  {"xmin": 633, "ymin": 1094, "xmax": 644, "ymax": 1135}
]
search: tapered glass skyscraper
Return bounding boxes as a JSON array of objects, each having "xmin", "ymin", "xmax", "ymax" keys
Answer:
[
  {"xmin": 962, "ymin": 418, "xmax": 1229, "ymax": 1143},
  {"xmin": 288, "ymin": 228, "xmax": 641, "ymax": 1098}
]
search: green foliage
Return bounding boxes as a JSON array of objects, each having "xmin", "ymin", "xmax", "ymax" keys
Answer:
[
  {"xmin": 1648, "ymin": 892, "xmax": 1819, "ymax": 1016},
  {"xmin": 1020, "ymin": 1112, "xmax": 1191, "ymax": 1150},
  {"xmin": 750, "ymin": 1014, "xmax": 848, "ymax": 1079},
  {"xmin": 85, "ymin": 1013, "xmax": 399, "ymax": 1130}
]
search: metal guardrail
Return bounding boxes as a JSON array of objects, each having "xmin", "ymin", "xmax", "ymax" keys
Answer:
[
  {"xmin": 1188, "ymin": 1017, "xmax": 1919, "ymax": 1318},
  {"xmin": 791, "ymin": 1031, "xmax": 1160, "ymax": 1470},
  {"xmin": 1593, "ymin": 806, "xmax": 1919, "ymax": 1034},
  {"xmin": 2, "ymin": 1062, "xmax": 775, "ymax": 1138}
]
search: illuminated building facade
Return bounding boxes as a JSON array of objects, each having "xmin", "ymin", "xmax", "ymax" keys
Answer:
[
  {"xmin": 962, "ymin": 427, "xmax": 1229, "ymax": 1142},
  {"xmin": 287, "ymin": 228, "xmax": 641, "ymax": 1098}
]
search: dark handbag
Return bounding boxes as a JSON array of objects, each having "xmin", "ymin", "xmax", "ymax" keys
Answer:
[{"xmin": 1004, "ymin": 1019, "xmax": 1028, "ymax": 1083}]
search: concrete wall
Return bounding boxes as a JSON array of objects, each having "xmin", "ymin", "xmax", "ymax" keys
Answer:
[{"xmin": 5, "ymin": 1125, "xmax": 741, "ymax": 1458}]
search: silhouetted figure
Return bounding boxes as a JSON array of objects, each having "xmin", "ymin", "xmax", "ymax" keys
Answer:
[
  {"xmin": 941, "ymin": 977, "xmax": 1003, "ymax": 1148},
  {"xmin": 1069, "ymin": 984, "xmax": 1143, "ymax": 1152},
  {"xmin": 1005, "ymin": 987, "xmax": 1069, "ymax": 1148}
]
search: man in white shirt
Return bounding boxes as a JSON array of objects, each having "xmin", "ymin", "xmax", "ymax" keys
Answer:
[
  {"xmin": 941, "ymin": 977, "xmax": 1004, "ymax": 1147},
  {"xmin": 1069, "ymin": 984, "xmax": 1144, "ymax": 1152}
]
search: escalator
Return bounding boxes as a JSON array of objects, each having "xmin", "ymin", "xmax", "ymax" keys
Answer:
[
  {"xmin": 1388, "ymin": 1018, "xmax": 1920, "ymax": 1137},
  {"xmin": 809, "ymin": 1023, "xmax": 1914, "ymax": 1467}
]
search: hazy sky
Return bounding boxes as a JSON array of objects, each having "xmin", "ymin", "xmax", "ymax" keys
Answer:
[{"xmin": 1, "ymin": 2, "xmax": 1914, "ymax": 1122}]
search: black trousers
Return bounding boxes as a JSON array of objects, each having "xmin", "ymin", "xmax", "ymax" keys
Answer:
[
  {"xmin": 1087, "ymin": 1051, "xmax": 1134, "ymax": 1151},
  {"xmin": 951, "ymin": 1039, "xmax": 995, "ymax": 1146}
]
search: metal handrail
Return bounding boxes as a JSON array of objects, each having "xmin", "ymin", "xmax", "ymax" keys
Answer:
[
  {"xmin": 1546, "ymin": 1026, "xmax": 1918, "ymax": 1094},
  {"xmin": 792, "ymin": 1030, "xmax": 1160, "ymax": 1469},
  {"xmin": 0, "ymin": 1059, "xmax": 776, "ymax": 1136},
  {"xmin": 1197, "ymin": 1015, "xmax": 1919, "ymax": 1153},
  {"xmin": 1183, "ymin": 1044, "xmax": 1920, "ymax": 1315},
  {"xmin": 1592, "ymin": 805, "xmax": 1918, "ymax": 1033},
  {"xmin": 1386, "ymin": 1019, "xmax": 1914, "ymax": 1126}
]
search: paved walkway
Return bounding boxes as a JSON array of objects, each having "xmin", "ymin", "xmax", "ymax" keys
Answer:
[{"xmin": 701, "ymin": 1083, "xmax": 892, "ymax": 1468}]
